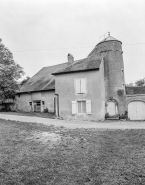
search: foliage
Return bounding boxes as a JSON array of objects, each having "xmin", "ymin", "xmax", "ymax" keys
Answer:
[
  {"xmin": 117, "ymin": 89, "xmax": 124, "ymax": 96},
  {"xmin": 126, "ymin": 83, "xmax": 134, "ymax": 87},
  {"xmin": 20, "ymin": 76, "xmax": 30, "ymax": 86},
  {"xmin": 0, "ymin": 40, "xmax": 24, "ymax": 101},
  {"xmin": 119, "ymin": 111, "xmax": 128, "ymax": 119},
  {"xmin": 105, "ymin": 112, "xmax": 109, "ymax": 118},
  {"xmin": 44, "ymin": 107, "xmax": 48, "ymax": 113},
  {"xmin": 135, "ymin": 79, "xmax": 145, "ymax": 86}
]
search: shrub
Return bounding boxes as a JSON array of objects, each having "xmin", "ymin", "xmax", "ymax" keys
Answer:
[
  {"xmin": 44, "ymin": 108, "xmax": 48, "ymax": 113},
  {"xmin": 119, "ymin": 112, "xmax": 128, "ymax": 119},
  {"xmin": 117, "ymin": 89, "xmax": 124, "ymax": 96}
]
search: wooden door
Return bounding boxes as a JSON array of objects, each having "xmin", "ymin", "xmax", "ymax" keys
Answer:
[
  {"xmin": 107, "ymin": 101, "xmax": 116, "ymax": 116},
  {"xmin": 128, "ymin": 101, "xmax": 145, "ymax": 120}
]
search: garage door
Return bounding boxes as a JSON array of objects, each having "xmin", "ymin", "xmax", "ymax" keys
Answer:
[{"xmin": 128, "ymin": 101, "xmax": 145, "ymax": 120}]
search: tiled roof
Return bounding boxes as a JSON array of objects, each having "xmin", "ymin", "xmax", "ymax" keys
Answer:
[
  {"xmin": 19, "ymin": 63, "xmax": 68, "ymax": 93},
  {"xmin": 126, "ymin": 86, "xmax": 145, "ymax": 95},
  {"xmin": 53, "ymin": 56, "xmax": 101, "ymax": 75},
  {"xmin": 97, "ymin": 32, "xmax": 122, "ymax": 45}
]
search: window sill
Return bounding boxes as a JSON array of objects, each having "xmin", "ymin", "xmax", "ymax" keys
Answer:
[
  {"xmin": 77, "ymin": 113, "xmax": 86, "ymax": 115},
  {"xmin": 76, "ymin": 93, "xmax": 86, "ymax": 95}
]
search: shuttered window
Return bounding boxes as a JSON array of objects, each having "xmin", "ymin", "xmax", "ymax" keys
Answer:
[
  {"xmin": 81, "ymin": 79, "xmax": 86, "ymax": 93},
  {"xmin": 78, "ymin": 101, "xmax": 86, "ymax": 113},
  {"xmin": 86, "ymin": 100, "xmax": 91, "ymax": 114},
  {"xmin": 71, "ymin": 100, "xmax": 91, "ymax": 114},
  {"xmin": 75, "ymin": 78, "xmax": 87, "ymax": 94},
  {"xmin": 72, "ymin": 101, "xmax": 77, "ymax": 114},
  {"xmin": 75, "ymin": 79, "xmax": 80, "ymax": 94}
]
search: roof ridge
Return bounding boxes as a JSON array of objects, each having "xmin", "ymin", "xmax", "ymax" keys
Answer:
[
  {"xmin": 53, "ymin": 57, "xmax": 101, "ymax": 75},
  {"xmin": 44, "ymin": 62, "xmax": 67, "ymax": 68}
]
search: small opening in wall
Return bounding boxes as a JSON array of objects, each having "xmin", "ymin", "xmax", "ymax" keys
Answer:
[
  {"xmin": 42, "ymin": 101, "xmax": 45, "ymax": 105},
  {"xmin": 18, "ymin": 94, "xmax": 21, "ymax": 98},
  {"xmin": 29, "ymin": 102, "xmax": 32, "ymax": 106},
  {"xmin": 121, "ymin": 69, "xmax": 124, "ymax": 77}
]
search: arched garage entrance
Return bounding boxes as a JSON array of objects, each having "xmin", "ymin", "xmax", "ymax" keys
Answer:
[{"xmin": 128, "ymin": 101, "xmax": 145, "ymax": 120}]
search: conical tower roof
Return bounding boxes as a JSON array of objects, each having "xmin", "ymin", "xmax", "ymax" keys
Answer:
[
  {"xmin": 88, "ymin": 32, "xmax": 122, "ymax": 57},
  {"xmin": 97, "ymin": 32, "xmax": 122, "ymax": 45}
]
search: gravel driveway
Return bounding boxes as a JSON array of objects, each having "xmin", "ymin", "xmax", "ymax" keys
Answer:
[{"xmin": 0, "ymin": 113, "xmax": 145, "ymax": 129}]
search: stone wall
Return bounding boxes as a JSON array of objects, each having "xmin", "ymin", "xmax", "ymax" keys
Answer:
[
  {"xmin": 16, "ymin": 90, "xmax": 55, "ymax": 112},
  {"xmin": 89, "ymin": 40, "xmax": 126, "ymax": 115},
  {"xmin": 55, "ymin": 61, "xmax": 105, "ymax": 121}
]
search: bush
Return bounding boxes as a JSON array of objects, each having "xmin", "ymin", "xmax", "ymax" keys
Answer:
[
  {"xmin": 105, "ymin": 112, "xmax": 109, "ymax": 118},
  {"xmin": 119, "ymin": 111, "xmax": 128, "ymax": 119},
  {"xmin": 117, "ymin": 89, "xmax": 124, "ymax": 96},
  {"xmin": 44, "ymin": 108, "xmax": 48, "ymax": 113}
]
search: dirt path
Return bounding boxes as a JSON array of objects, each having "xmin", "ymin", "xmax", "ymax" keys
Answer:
[{"xmin": 0, "ymin": 113, "xmax": 145, "ymax": 129}]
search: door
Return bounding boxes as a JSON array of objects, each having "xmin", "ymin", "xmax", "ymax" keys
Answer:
[
  {"xmin": 54, "ymin": 95, "xmax": 59, "ymax": 117},
  {"xmin": 107, "ymin": 101, "xmax": 117, "ymax": 116},
  {"xmin": 128, "ymin": 101, "xmax": 145, "ymax": 120},
  {"xmin": 33, "ymin": 101, "xmax": 41, "ymax": 112}
]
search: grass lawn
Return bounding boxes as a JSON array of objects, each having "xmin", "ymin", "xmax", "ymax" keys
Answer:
[
  {"xmin": 0, "ymin": 111, "xmax": 56, "ymax": 119},
  {"xmin": 0, "ymin": 119, "xmax": 145, "ymax": 185}
]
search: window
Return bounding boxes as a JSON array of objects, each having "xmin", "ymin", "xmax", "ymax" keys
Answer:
[
  {"xmin": 36, "ymin": 101, "xmax": 41, "ymax": 106},
  {"xmin": 78, "ymin": 101, "xmax": 86, "ymax": 113},
  {"xmin": 33, "ymin": 101, "xmax": 41, "ymax": 112},
  {"xmin": 75, "ymin": 78, "xmax": 87, "ymax": 94},
  {"xmin": 29, "ymin": 102, "xmax": 32, "ymax": 106},
  {"xmin": 42, "ymin": 101, "xmax": 45, "ymax": 105},
  {"xmin": 121, "ymin": 69, "xmax": 124, "ymax": 76},
  {"xmin": 72, "ymin": 100, "xmax": 91, "ymax": 114}
]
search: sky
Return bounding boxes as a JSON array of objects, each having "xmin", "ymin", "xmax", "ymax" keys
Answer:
[{"xmin": 0, "ymin": 0, "xmax": 145, "ymax": 84}]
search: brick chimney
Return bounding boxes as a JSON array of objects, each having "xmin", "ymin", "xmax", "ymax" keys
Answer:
[{"xmin": 67, "ymin": 53, "xmax": 74, "ymax": 65}]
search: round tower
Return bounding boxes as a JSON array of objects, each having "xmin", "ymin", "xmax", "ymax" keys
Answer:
[{"xmin": 88, "ymin": 32, "xmax": 126, "ymax": 116}]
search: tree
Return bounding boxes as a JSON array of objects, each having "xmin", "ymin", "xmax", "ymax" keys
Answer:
[
  {"xmin": 0, "ymin": 39, "xmax": 24, "ymax": 102},
  {"xmin": 135, "ymin": 79, "xmax": 145, "ymax": 86},
  {"xmin": 126, "ymin": 83, "xmax": 134, "ymax": 87},
  {"xmin": 20, "ymin": 76, "xmax": 30, "ymax": 86}
]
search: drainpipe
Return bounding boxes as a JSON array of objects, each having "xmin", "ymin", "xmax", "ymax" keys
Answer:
[{"xmin": 55, "ymin": 94, "xmax": 59, "ymax": 117}]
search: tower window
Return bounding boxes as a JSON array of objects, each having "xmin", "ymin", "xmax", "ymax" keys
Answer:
[{"xmin": 121, "ymin": 69, "xmax": 124, "ymax": 76}]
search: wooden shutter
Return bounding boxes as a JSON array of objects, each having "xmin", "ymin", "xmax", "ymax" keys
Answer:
[
  {"xmin": 75, "ymin": 79, "xmax": 80, "ymax": 93},
  {"xmin": 86, "ymin": 100, "xmax": 91, "ymax": 114},
  {"xmin": 81, "ymin": 79, "xmax": 86, "ymax": 93},
  {"xmin": 72, "ymin": 101, "xmax": 77, "ymax": 114}
]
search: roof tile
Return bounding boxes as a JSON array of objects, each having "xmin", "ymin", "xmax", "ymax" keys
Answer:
[
  {"xmin": 53, "ymin": 56, "xmax": 101, "ymax": 75},
  {"xmin": 19, "ymin": 63, "xmax": 68, "ymax": 93}
]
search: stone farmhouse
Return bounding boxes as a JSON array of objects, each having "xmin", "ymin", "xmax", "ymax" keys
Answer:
[{"xmin": 16, "ymin": 33, "xmax": 145, "ymax": 121}]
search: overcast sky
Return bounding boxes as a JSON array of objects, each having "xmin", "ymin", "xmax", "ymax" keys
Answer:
[{"xmin": 0, "ymin": 0, "xmax": 145, "ymax": 84}]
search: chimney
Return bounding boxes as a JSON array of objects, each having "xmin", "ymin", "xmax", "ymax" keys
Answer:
[{"xmin": 67, "ymin": 53, "xmax": 74, "ymax": 64}]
